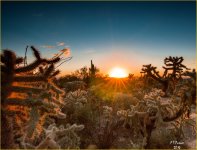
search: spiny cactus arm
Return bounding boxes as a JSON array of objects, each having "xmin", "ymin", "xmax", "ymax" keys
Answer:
[
  {"xmin": 147, "ymin": 71, "xmax": 161, "ymax": 83},
  {"xmin": 141, "ymin": 64, "xmax": 153, "ymax": 73},
  {"xmin": 39, "ymin": 66, "xmax": 44, "ymax": 74},
  {"xmin": 5, "ymin": 98, "xmax": 43, "ymax": 106},
  {"xmin": 26, "ymin": 107, "xmax": 40, "ymax": 138},
  {"xmin": 2, "ymin": 109, "xmax": 26, "ymax": 116},
  {"xmin": 48, "ymin": 81, "xmax": 65, "ymax": 94},
  {"xmin": 41, "ymin": 92, "xmax": 65, "ymax": 106},
  {"xmin": 179, "ymin": 63, "xmax": 190, "ymax": 70},
  {"xmin": 48, "ymin": 111, "xmax": 67, "ymax": 119},
  {"xmin": 40, "ymin": 106, "xmax": 55, "ymax": 114},
  {"xmin": 55, "ymin": 128, "xmax": 70, "ymax": 136},
  {"xmin": 55, "ymin": 124, "xmax": 84, "ymax": 137},
  {"xmin": 50, "ymin": 70, "xmax": 60, "ymax": 78},
  {"xmin": 44, "ymin": 57, "xmax": 61, "ymax": 64},
  {"xmin": 15, "ymin": 60, "xmax": 43, "ymax": 73},
  {"xmin": 162, "ymin": 106, "xmax": 184, "ymax": 122},
  {"xmin": 56, "ymin": 111, "xmax": 67, "ymax": 119},
  {"xmin": 36, "ymin": 136, "xmax": 60, "ymax": 149},
  {"xmin": 162, "ymin": 68, "xmax": 168, "ymax": 78},
  {"xmin": 177, "ymin": 56, "xmax": 183, "ymax": 63},
  {"xmin": 31, "ymin": 46, "xmax": 41, "ymax": 60},
  {"xmin": 15, "ymin": 65, "xmax": 59, "ymax": 83},
  {"xmin": 19, "ymin": 134, "xmax": 31, "ymax": 149},
  {"xmin": 15, "ymin": 46, "xmax": 60, "ymax": 73},
  {"xmin": 162, "ymin": 66, "xmax": 173, "ymax": 70},
  {"xmin": 49, "ymin": 97, "xmax": 65, "ymax": 106},
  {"xmin": 40, "ymin": 104, "xmax": 59, "ymax": 114},
  {"xmin": 4, "ymin": 98, "xmax": 58, "ymax": 109},
  {"xmin": 14, "ymin": 75, "xmax": 45, "ymax": 82},
  {"xmin": 15, "ymin": 56, "xmax": 60, "ymax": 73},
  {"xmin": 10, "ymin": 86, "xmax": 43, "ymax": 94},
  {"xmin": 44, "ymin": 64, "xmax": 55, "ymax": 77},
  {"xmin": 15, "ymin": 57, "xmax": 24, "ymax": 65},
  {"xmin": 152, "ymin": 67, "xmax": 161, "ymax": 78}
]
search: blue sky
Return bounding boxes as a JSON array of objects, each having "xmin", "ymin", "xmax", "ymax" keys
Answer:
[{"xmin": 2, "ymin": 1, "xmax": 196, "ymax": 75}]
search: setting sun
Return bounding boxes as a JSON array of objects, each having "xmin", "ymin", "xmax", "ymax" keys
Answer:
[{"xmin": 109, "ymin": 67, "xmax": 128, "ymax": 78}]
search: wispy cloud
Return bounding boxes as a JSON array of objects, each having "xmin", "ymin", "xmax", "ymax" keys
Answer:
[
  {"xmin": 60, "ymin": 48, "xmax": 71, "ymax": 57},
  {"xmin": 41, "ymin": 42, "xmax": 69, "ymax": 49},
  {"xmin": 57, "ymin": 42, "xmax": 65, "ymax": 46},
  {"xmin": 41, "ymin": 45, "xmax": 54, "ymax": 49}
]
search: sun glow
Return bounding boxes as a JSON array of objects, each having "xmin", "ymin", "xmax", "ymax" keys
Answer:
[{"xmin": 109, "ymin": 67, "xmax": 128, "ymax": 78}]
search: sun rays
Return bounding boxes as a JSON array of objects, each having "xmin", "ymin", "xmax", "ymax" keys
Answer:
[{"xmin": 102, "ymin": 77, "xmax": 129, "ymax": 94}]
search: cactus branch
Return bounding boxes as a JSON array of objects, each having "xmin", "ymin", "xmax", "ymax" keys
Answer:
[
  {"xmin": 14, "ymin": 75, "xmax": 46, "ymax": 82},
  {"xmin": 10, "ymin": 86, "xmax": 43, "ymax": 94}
]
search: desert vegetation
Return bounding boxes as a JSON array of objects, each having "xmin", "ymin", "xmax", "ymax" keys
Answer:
[{"xmin": 1, "ymin": 47, "xmax": 196, "ymax": 149}]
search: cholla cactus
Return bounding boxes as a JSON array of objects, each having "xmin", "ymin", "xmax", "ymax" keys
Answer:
[
  {"xmin": 144, "ymin": 88, "xmax": 165, "ymax": 101},
  {"xmin": 141, "ymin": 64, "xmax": 169, "ymax": 93},
  {"xmin": 95, "ymin": 105, "xmax": 124, "ymax": 148},
  {"xmin": 103, "ymin": 105, "xmax": 113, "ymax": 120},
  {"xmin": 20, "ymin": 123, "xmax": 84, "ymax": 149},
  {"xmin": 57, "ymin": 123, "xmax": 84, "ymax": 148},
  {"xmin": 115, "ymin": 87, "xmax": 192, "ymax": 148},
  {"xmin": 141, "ymin": 56, "xmax": 189, "ymax": 93},
  {"xmin": 116, "ymin": 105, "xmax": 137, "ymax": 119},
  {"xmin": 163, "ymin": 56, "xmax": 189, "ymax": 79},
  {"xmin": 174, "ymin": 74, "xmax": 196, "ymax": 107},
  {"xmin": 64, "ymin": 89, "xmax": 88, "ymax": 108},
  {"xmin": 118, "ymin": 109, "xmax": 155, "ymax": 148},
  {"xmin": 1, "ymin": 46, "xmax": 66, "ymax": 148},
  {"xmin": 117, "ymin": 110, "xmax": 128, "ymax": 118}
]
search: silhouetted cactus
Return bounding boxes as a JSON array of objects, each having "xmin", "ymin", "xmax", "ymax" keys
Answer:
[
  {"xmin": 163, "ymin": 56, "xmax": 189, "ymax": 89},
  {"xmin": 141, "ymin": 56, "xmax": 189, "ymax": 93},
  {"xmin": 1, "ymin": 46, "xmax": 66, "ymax": 148},
  {"xmin": 163, "ymin": 56, "xmax": 189, "ymax": 79},
  {"xmin": 89, "ymin": 60, "xmax": 98, "ymax": 79},
  {"xmin": 128, "ymin": 73, "xmax": 134, "ymax": 80},
  {"xmin": 141, "ymin": 64, "xmax": 169, "ymax": 93}
]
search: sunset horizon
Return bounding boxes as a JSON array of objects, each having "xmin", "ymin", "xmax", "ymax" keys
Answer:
[{"xmin": 2, "ymin": 1, "xmax": 196, "ymax": 77}]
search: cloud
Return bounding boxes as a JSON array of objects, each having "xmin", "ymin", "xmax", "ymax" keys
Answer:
[
  {"xmin": 57, "ymin": 42, "xmax": 65, "ymax": 46},
  {"xmin": 60, "ymin": 48, "xmax": 71, "ymax": 57},
  {"xmin": 40, "ymin": 42, "xmax": 68, "ymax": 49},
  {"xmin": 41, "ymin": 45, "xmax": 54, "ymax": 49}
]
